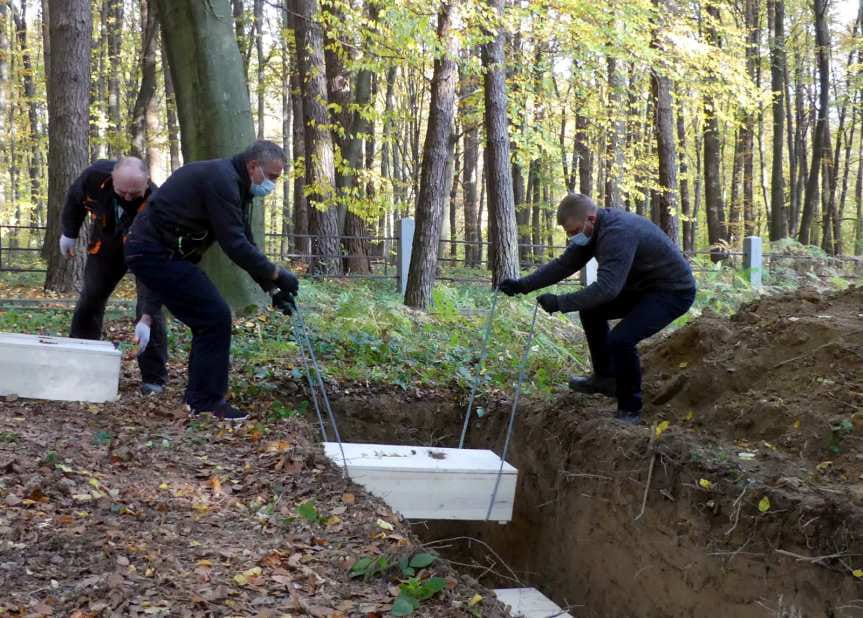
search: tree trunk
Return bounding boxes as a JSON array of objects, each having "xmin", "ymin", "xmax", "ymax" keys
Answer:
[
  {"xmin": 703, "ymin": 2, "xmax": 727, "ymax": 261},
  {"xmin": 768, "ymin": 0, "xmax": 788, "ymax": 239},
  {"xmin": 799, "ymin": 0, "xmax": 831, "ymax": 246},
  {"xmin": 575, "ymin": 112, "xmax": 592, "ymax": 197},
  {"xmin": 461, "ymin": 61, "xmax": 480, "ymax": 267},
  {"xmin": 529, "ymin": 158, "xmax": 543, "ymax": 259},
  {"xmin": 404, "ymin": 2, "xmax": 459, "ymax": 309},
  {"xmin": 604, "ymin": 56, "xmax": 625, "ymax": 208},
  {"xmin": 156, "ymin": 0, "xmax": 264, "ymax": 310},
  {"xmin": 856, "ymin": 90, "xmax": 863, "ymax": 254},
  {"xmin": 0, "ymin": 3, "xmax": 9, "ymax": 207},
  {"xmin": 43, "ymin": 0, "xmax": 91, "ymax": 292},
  {"xmin": 449, "ymin": 140, "xmax": 460, "ymax": 259},
  {"xmin": 129, "ymin": 0, "xmax": 159, "ymax": 171},
  {"xmin": 161, "ymin": 24, "xmax": 181, "ymax": 171},
  {"xmin": 13, "ymin": 1, "xmax": 42, "ymax": 222},
  {"xmin": 336, "ymin": 5, "xmax": 379, "ymax": 274},
  {"xmin": 292, "ymin": 0, "xmax": 340, "ymax": 274},
  {"xmin": 677, "ymin": 99, "xmax": 694, "ymax": 253},
  {"xmin": 290, "ymin": 60, "xmax": 308, "ymax": 257},
  {"xmin": 280, "ymin": 2, "xmax": 292, "ymax": 259},
  {"xmin": 481, "ymin": 0, "xmax": 519, "ymax": 285},
  {"xmin": 742, "ymin": 0, "xmax": 758, "ymax": 238},
  {"xmin": 380, "ymin": 66, "xmax": 396, "ymax": 261},
  {"xmin": 651, "ymin": 0, "xmax": 678, "ymax": 244},
  {"xmin": 106, "ymin": 0, "xmax": 122, "ymax": 157},
  {"xmin": 254, "ymin": 0, "xmax": 264, "ymax": 139},
  {"xmin": 728, "ymin": 129, "xmax": 743, "ymax": 243}
]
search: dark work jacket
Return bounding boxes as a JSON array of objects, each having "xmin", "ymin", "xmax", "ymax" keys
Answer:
[
  {"xmin": 520, "ymin": 208, "xmax": 696, "ymax": 313},
  {"xmin": 61, "ymin": 160, "xmax": 156, "ymax": 254},
  {"xmin": 140, "ymin": 154, "xmax": 275, "ymax": 284}
]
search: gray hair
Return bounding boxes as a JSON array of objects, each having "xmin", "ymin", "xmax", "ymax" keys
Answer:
[
  {"xmin": 556, "ymin": 192, "xmax": 597, "ymax": 225},
  {"xmin": 242, "ymin": 139, "xmax": 286, "ymax": 165},
  {"xmin": 114, "ymin": 156, "xmax": 149, "ymax": 177}
]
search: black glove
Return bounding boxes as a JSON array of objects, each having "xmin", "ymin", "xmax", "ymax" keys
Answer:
[
  {"xmin": 498, "ymin": 278, "xmax": 524, "ymax": 297},
  {"xmin": 272, "ymin": 289, "xmax": 296, "ymax": 315},
  {"xmin": 537, "ymin": 293, "xmax": 560, "ymax": 314},
  {"xmin": 274, "ymin": 268, "xmax": 299, "ymax": 295}
]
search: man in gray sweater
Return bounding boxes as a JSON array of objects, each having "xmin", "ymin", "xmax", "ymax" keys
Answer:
[{"xmin": 498, "ymin": 193, "xmax": 696, "ymax": 423}]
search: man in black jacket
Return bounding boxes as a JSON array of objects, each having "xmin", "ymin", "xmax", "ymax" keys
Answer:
[
  {"xmin": 125, "ymin": 140, "xmax": 298, "ymax": 422},
  {"xmin": 498, "ymin": 193, "xmax": 696, "ymax": 423},
  {"xmin": 59, "ymin": 156, "xmax": 168, "ymax": 395}
]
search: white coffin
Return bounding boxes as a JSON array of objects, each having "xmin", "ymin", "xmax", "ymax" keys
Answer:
[
  {"xmin": 494, "ymin": 588, "xmax": 574, "ymax": 618},
  {"xmin": 0, "ymin": 332, "xmax": 122, "ymax": 403},
  {"xmin": 323, "ymin": 442, "xmax": 517, "ymax": 522}
]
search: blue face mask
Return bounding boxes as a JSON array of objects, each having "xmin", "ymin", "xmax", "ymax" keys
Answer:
[
  {"xmin": 568, "ymin": 232, "xmax": 590, "ymax": 247},
  {"xmin": 251, "ymin": 178, "xmax": 275, "ymax": 197}
]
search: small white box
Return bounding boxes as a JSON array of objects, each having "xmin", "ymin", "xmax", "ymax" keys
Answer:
[
  {"xmin": 494, "ymin": 588, "xmax": 574, "ymax": 618},
  {"xmin": 323, "ymin": 442, "xmax": 517, "ymax": 522},
  {"xmin": 0, "ymin": 332, "xmax": 122, "ymax": 403}
]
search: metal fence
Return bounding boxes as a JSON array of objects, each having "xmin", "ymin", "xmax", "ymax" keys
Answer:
[
  {"xmin": 3, "ymin": 222, "xmax": 862, "ymax": 290},
  {"xmin": 0, "ymin": 225, "xmax": 47, "ymax": 273}
]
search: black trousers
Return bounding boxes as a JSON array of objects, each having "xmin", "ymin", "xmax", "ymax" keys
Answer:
[
  {"xmin": 579, "ymin": 287, "xmax": 695, "ymax": 413},
  {"xmin": 69, "ymin": 235, "xmax": 168, "ymax": 385},
  {"xmin": 125, "ymin": 233, "xmax": 232, "ymax": 410}
]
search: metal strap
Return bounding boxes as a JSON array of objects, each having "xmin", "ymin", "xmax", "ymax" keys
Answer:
[
  {"xmin": 485, "ymin": 301, "xmax": 539, "ymax": 521},
  {"xmin": 292, "ymin": 313, "xmax": 328, "ymax": 442},
  {"xmin": 292, "ymin": 305, "xmax": 350, "ymax": 479},
  {"xmin": 458, "ymin": 287, "xmax": 499, "ymax": 448}
]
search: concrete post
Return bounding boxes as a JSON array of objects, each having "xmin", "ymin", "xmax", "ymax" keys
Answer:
[
  {"xmin": 579, "ymin": 258, "xmax": 598, "ymax": 286},
  {"xmin": 743, "ymin": 236, "xmax": 763, "ymax": 289},
  {"xmin": 397, "ymin": 217, "xmax": 415, "ymax": 295}
]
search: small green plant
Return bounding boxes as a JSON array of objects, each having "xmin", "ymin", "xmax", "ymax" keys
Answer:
[
  {"xmin": 296, "ymin": 500, "xmax": 323, "ymax": 525},
  {"xmin": 392, "ymin": 576, "xmax": 448, "ymax": 616},
  {"xmin": 398, "ymin": 552, "xmax": 437, "ymax": 577},
  {"xmin": 269, "ymin": 400, "xmax": 303, "ymax": 422},
  {"xmin": 349, "ymin": 555, "xmax": 391, "ymax": 579},
  {"xmin": 91, "ymin": 430, "xmax": 112, "ymax": 447},
  {"xmin": 41, "ymin": 451, "xmax": 58, "ymax": 467},
  {"xmin": 0, "ymin": 431, "xmax": 19, "ymax": 443},
  {"xmin": 830, "ymin": 419, "xmax": 854, "ymax": 454}
]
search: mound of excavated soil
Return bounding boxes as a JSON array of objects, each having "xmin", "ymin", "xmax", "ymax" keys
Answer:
[{"xmin": 644, "ymin": 285, "xmax": 863, "ymax": 482}]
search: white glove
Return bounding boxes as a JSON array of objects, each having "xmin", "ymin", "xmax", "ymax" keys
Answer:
[
  {"xmin": 133, "ymin": 318, "xmax": 151, "ymax": 355},
  {"xmin": 59, "ymin": 235, "xmax": 77, "ymax": 258}
]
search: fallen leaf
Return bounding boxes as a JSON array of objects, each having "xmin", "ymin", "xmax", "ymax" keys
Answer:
[
  {"xmin": 758, "ymin": 496, "xmax": 771, "ymax": 513},
  {"xmin": 376, "ymin": 519, "xmax": 394, "ymax": 531},
  {"xmin": 209, "ymin": 476, "xmax": 223, "ymax": 495},
  {"xmin": 342, "ymin": 493, "xmax": 355, "ymax": 504},
  {"xmin": 854, "ymin": 569, "xmax": 863, "ymax": 578},
  {"xmin": 468, "ymin": 593, "xmax": 483, "ymax": 607},
  {"xmin": 698, "ymin": 479, "xmax": 713, "ymax": 490},
  {"xmin": 265, "ymin": 440, "xmax": 292, "ymax": 453},
  {"xmin": 678, "ymin": 361, "xmax": 688, "ymax": 368},
  {"xmin": 655, "ymin": 420, "xmax": 670, "ymax": 439},
  {"xmin": 233, "ymin": 566, "xmax": 262, "ymax": 586}
]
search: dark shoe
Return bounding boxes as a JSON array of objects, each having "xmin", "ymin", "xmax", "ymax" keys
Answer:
[
  {"xmin": 140, "ymin": 383, "xmax": 164, "ymax": 396},
  {"xmin": 614, "ymin": 409, "xmax": 642, "ymax": 425},
  {"xmin": 568, "ymin": 374, "xmax": 616, "ymax": 397},
  {"xmin": 190, "ymin": 401, "xmax": 249, "ymax": 422}
]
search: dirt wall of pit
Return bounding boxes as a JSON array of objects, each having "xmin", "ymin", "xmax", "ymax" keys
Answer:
[{"xmin": 323, "ymin": 393, "xmax": 863, "ymax": 618}]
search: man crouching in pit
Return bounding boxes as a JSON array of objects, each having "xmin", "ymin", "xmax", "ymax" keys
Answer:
[{"xmin": 497, "ymin": 193, "xmax": 696, "ymax": 424}]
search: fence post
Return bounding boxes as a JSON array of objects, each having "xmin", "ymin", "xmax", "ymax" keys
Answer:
[
  {"xmin": 397, "ymin": 217, "xmax": 415, "ymax": 295},
  {"xmin": 579, "ymin": 258, "xmax": 598, "ymax": 286},
  {"xmin": 743, "ymin": 236, "xmax": 763, "ymax": 289}
]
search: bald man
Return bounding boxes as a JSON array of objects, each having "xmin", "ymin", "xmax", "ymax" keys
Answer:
[{"xmin": 60, "ymin": 157, "xmax": 168, "ymax": 395}]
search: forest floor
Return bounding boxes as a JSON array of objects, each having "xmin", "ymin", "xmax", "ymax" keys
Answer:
[{"xmin": 2, "ymin": 275, "xmax": 863, "ymax": 616}]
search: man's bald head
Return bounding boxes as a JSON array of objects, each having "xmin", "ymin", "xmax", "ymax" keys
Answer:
[{"xmin": 113, "ymin": 157, "xmax": 149, "ymax": 201}]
